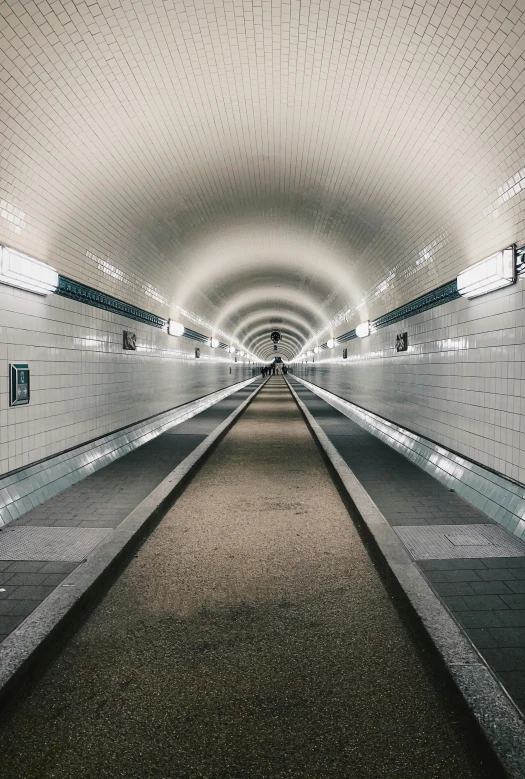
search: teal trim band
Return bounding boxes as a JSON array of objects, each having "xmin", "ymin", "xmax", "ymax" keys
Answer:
[
  {"xmin": 56, "ymin": 276, "xmax": 168, "ymax": 329},
  {"xmin": 324, "ymin": 279, "xmax": 461, "ymax": 347},
  {"xmin": 183, "ymin": 327, "xmax": 210, "ymax": 344},
  {"xmin": 372, "ymin": 279, "xmax": 460, "ymax": 330}
]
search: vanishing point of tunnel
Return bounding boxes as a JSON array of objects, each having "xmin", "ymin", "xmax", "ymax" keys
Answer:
[{"xmin": 1, "ymin": 1, "xmax": 525, "ymax": 777}]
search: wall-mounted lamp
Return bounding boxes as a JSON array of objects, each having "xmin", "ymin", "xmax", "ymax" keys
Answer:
[
  {"xmin": 228, "ymin": 346, "xmax": 236, "ymax": 353},
  {"xmin": 327, "ymin": 339, "xmax": 336, "ymax": 348},
  {"xmin": 457, "ymin": 246, "xmax": 516, "ymax": 299},
  {"xmin": 0, "ymin": 245, "xmax": 58, "ymax": 295},
  {"xmin": 210, "ymin": 338, "xmax": 219, "ymax": 348},
  {"xmin": 168, "ymin": 319, "xmax": 185, "ymax": 336},
  {"xmin": 356, "ymin": 321, "xmax": 370, "ymax": 338},
  {"xmin": 313, "ymin": 346, "xmax": 320, "ymax": 354}
]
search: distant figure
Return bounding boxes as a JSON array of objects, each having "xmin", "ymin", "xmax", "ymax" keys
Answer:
[
  {"xmin": 261, "ymin": 366, "xmax": 266, "ymax": 378},
  {"xmin": 272, "ymin": 364, "xmax": 276, "ymax": 375},
  {"xmin": 282, "ymin": 365, "xmax": 288, "ymax": 375}
]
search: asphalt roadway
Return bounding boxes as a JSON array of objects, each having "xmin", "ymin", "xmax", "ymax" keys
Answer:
[{"xmin": 0, "ymin": 378, "xmax": 495, "ymax": 778}]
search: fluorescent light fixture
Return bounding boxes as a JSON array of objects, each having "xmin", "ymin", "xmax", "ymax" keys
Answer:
[
  {"xmin": 313, "ymin": 346, "xmax": 320, "ymax": 354},
  {"xmin": 356, "ymin": 321, "xmax": 370, "ymax": 338},
  {"xmin": 210, "ymin": 337, "xmax": 219, "ymax": 348},
  {"xmin": 0, "ymin": 245, "xmax": 58, "ymax": 295},
  {"xmin": 229, "ymin": 345, "xmax": 236, "ymax": 353},
  {"xmin": 168, "ymin": 319, "xmax": 184, "ymax": 336},
  {"xmin": 327, "ymin": 338, "xmax": 335, "ymax": 348},
  {"xmin": 457, "ymin": 246, "xmax": 516, "ymax": 299}
]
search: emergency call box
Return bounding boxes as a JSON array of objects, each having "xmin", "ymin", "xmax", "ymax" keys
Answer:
[{"xmin": 10, "ymin": 363, "xmax": 30, "ymax": 406}]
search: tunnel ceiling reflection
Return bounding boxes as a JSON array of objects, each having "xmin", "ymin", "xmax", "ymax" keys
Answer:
[{"xmin": 1, "ymin": 0, "xmax": 524, "ymax": 357}]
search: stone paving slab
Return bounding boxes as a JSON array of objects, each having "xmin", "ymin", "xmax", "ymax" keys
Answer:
[
  {"xmin": 288, "ymin": 378, "xmax": 525, "ymax": 719},
  {"xmin": 0, "ymin": 527, "xmax": 111, "ymax": 562},
  {"xmin": 0, "ymin": 562, "xmax": 76, "ymax": 643},
  {"xmin": 0, "ymin": 380, "xmax": 262, "ymax": 647},
  {"xmin": 396, "ymin": 524, "xmax": 525, "ymax": 560}
]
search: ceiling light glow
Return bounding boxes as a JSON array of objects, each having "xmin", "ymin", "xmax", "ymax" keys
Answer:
[
  {"xmin": 457, "ymin": 247, "xmax": 516, "ymax": 299},
  {"xmin": 0, "ymin": 245, "xmax": 58, "ymax": 295},
  {"xmin": 168, "ymin": 320, "xmax": 185, "ymax": 336},
  {"xmin": 327, "ymin": 338, "xmax": 335, "ymax": 348},
  {"xmin": 356, "ymin": 321, "xmax": 370, "ymax": 338},
  {"xmin": 313, "ymin": 346, "xmax": 320, "ymax": 354},
  {"xmin": 210, "ymin": 338, "xmax": 219, "ymax": 348}
]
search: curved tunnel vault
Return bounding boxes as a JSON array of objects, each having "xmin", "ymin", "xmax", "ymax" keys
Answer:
[
  {"xmin": 2, "ymin": 0, "xmax": 524, "ymax": 361},
  {"xmin": 2, "ymin": 1, "xmax": 525, "ymax": 768}
]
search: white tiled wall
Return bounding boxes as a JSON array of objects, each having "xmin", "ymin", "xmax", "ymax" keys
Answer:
[
  {"xmin": 295, "ymin": 276, "xmax": 525, "ymax": 486},
  {"xmin": 0, "ymin": 285, "xmax": 252, "ymax": 477}
]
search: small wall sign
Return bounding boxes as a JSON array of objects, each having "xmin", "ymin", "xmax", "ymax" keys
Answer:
[
  {"xmin": 123, "ymin": 330, "xmax": 137, "ymax": 350},
  {"xmin": 195, "ymin": 347, "xmax": 200, "ymax": 358},
  {"xmin": 10, "ymin": 363, "xmax": 30, "ymax": 406},
  {"xmin": 343, "ymin": 348, "xmax": 348, "ymax": 359},
  {"xmin": 395, "ymin": 332, "xmax": 408, "ymax": 352}
]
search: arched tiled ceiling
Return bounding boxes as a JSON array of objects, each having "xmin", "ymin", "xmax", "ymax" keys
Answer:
[
  {"xmin": 248, "ymin": 332, "xmax": 304, "ymax": 358},
  {"xmin": 233, "ymin": 311, "xmax": 313, "ymax": 346},
  {"xmin": 1, "ymin": 1, "xmax": 524, "ymax": 359}
]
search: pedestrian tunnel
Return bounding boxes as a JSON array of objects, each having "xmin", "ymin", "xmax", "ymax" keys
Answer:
[{"xmin": 2, "ymin": 0, "xmax": 525, "ymax": 774}]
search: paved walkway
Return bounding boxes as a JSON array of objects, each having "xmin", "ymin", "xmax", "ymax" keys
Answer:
[
  {"xmin": 0, "ymin": 378, "xmax": 492, "ymax": 778},
  {"xmin": 288, "ymin": 376, "xmax": 525, "ymax": 718},
  {"xmin": 0, "ymin": 381, "xmax": 262, "ymax": 644}
]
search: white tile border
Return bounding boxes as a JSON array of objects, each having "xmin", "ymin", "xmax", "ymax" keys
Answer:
[{"xmin": 293, "ymin": 376, "xmax": 525, "ymax": 542}]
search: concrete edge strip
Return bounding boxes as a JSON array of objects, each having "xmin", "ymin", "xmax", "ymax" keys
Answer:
[
  {"xmin": 0, "ymin": 377, "xmax": 268, "ymax": 707},
  {"xmin": 291, "ymin": 376, "xmax": 525, "ymax": 541},
  {"xmin": 285, "ymin": 377, "xmax": 525, "ymax": 779},
  {"xmin": 0, "ymin": 375, "xmax": 257, "ymax": 528}
]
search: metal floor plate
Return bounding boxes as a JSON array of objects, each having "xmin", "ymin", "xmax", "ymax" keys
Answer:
[
  {"xmin": 0, "ymin": 527, "xmax": 110, "ymax": 561},
  {"xmin": 395, "ymin": 524, "xmax": 525, "ymax": 560}
]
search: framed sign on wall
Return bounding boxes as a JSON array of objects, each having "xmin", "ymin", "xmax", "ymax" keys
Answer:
[
  {"xmin": 395, "ymin": 332, "xmax": 408, "ymax": 352},
  {"xmin": 10, "ymin": 363, "xmax": 30, "ymax": 406},
  {"xmin": 123, "ymin": 330, "xmax": 137, "ymax": 350}
]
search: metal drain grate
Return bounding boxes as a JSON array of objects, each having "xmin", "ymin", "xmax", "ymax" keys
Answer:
[
  {"xmin": 395, "ymin": 524, "xmax": 525, "ymax": 560},
  {"xmin": 0, "ymin": 527, "xmax": 110, "ymax": 562}
]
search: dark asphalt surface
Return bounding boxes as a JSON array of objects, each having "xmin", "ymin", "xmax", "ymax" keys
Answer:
[{"xmin": 0, "ymin": 378, "xmax": 494, "ymax": 778}]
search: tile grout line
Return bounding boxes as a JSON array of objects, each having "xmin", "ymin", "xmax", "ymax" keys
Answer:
[
  {"xmin": 0, "ymin": 377, "xmax": 269, "ymax": 710},
  {"xmin": 285, "ymin": 376, "xmax": 525, "ymax": 779}
]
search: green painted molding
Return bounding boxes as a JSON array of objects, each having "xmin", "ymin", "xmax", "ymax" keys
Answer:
[
  {"xmin": 56, "ymin": 276, "xmax": 168, "ymax": 329},
  {"xmin": 372, "ymin": 279, "xmax": 460, "ymax": 330},
  {"xmin": 326, "ymin": 279, "xmax": 460, "ymax": 347}
]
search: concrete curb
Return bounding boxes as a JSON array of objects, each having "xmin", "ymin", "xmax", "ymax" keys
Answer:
[
  {"xmin": 0, "ymin": 377, "xmax": 268, "ymax": 712},
  {"xmin": 285, "ymin": 377, "xmax": 525, "ymax": 779}
]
